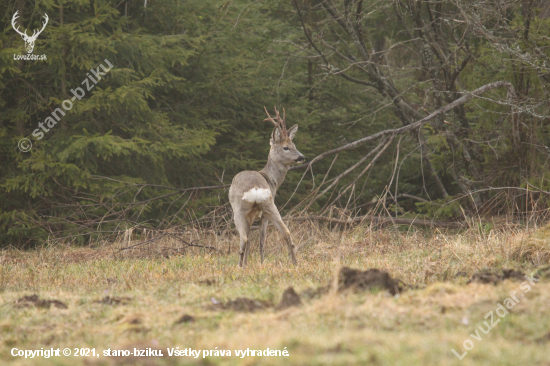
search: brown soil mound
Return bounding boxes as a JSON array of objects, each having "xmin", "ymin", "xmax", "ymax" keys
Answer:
[
  {"xmin": 501, "ymin": 269, "xmax": 526, "ymax": 281},
  {"xmin": 468, "ymin": 271, "xmax": 501, "ymax": 285},
  {"xmin": 198, "ymin": 278, "xmax": 216, "ymax": 286},
  {"xmin": 126, "ymin": 317, "xmax": 142, "ymax": 325},
  {"xmin": 455, "ymin": 271, "xmax": 469, "ymax": 278},
  {"xmin": 210, "ymin": 297, "xmax": 271, "ymax": 312},
  {"xmin": 275, "ymin": 287, "xmax": 302, "ymax": 311},
  {"xmin": 94, "ymin": 296, "xmax": 132, "ymax": 305},
  {"xmin": 536, "ymin": 332, "xmax": 550, "ymax": 344},
  {"xmin": 337, "ymin": 267, "xmax": 403, "ymax": 295},
  {"xmin": 468, "ymin": 269, "xmax": 526, "ymax": 285},
  {"xmin": 14, "ymin": 294, "xmax": 68, "ymax": 309},
  {"xmin": 533, "ymin": 265, "xmax": 550, "ymax": 280},
  {"xmin": 301, "ymin": 285, "xmax": 330, "ymax": 299},
  {"xmin": 174, "ymin": 314, "xmax": 195, "ymax": 324}
]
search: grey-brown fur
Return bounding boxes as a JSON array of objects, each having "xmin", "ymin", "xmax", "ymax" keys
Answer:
[{"xmin": 229, "ymin": 107, "xmax": 305, "ymax": 267}]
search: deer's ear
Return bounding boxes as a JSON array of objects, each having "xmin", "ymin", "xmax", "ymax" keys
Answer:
[
  {"xmin": 288, "ymin": 124, "xmax": 298, "ymax": 140},
  {"xmin": 271, "ymin": 127, "xmax": 282, "ymax": 143}
]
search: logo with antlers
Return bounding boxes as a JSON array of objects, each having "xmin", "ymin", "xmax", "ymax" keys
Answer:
[{"xmin": 11, "ymin": 11, "xmax": 48, "ymax": 54}]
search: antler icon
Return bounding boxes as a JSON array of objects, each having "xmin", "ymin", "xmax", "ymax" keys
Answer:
[{"xmin": 12, "ymin": 11, "xmax": 48, "ymax": 54}]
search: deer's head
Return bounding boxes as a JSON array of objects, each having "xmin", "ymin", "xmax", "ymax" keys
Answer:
[
  {"xmin": 264, "ymin": 107, "xmax": 305, "ymax": 166},
  {"xmin": 12, "ymin": 11, "xmax": 48, "ymax": 54}
]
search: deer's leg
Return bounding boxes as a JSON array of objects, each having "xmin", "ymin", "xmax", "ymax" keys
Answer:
[
  {"xmin": 243, "ymin": 238, "xmax": 250, "ymax": 266},
  {"xmin": 262, "ymin": 205, "xmax": 297, "ymax": 266},
  {"xmin": 259, "ymin": 214, "xmax": 269, "ymax": 264},
  {"xmin": 235, "ymin": 212, "xmax": 251, "ymax": 267},
  {"xmin": 243, "ymin": 215, "xmax": 254, "ymax": 266}
]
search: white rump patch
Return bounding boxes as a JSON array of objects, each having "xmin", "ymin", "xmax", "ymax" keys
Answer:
[{"xmin": 242, "ymin": 187, "xmax": 271, "ymax": 203}]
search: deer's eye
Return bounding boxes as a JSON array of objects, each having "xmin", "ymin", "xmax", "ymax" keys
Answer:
[{"xmin": 283, "ymin": 147, "xmax": 289, "ymax": 151}]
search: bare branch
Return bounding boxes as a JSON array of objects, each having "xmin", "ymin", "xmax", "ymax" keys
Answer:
[{"xmin": 291, "ymin": 81, "xmax": 517, "ymax": 170}]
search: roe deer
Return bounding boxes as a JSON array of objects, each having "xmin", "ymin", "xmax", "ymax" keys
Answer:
[{"xmin": 229, "ymin": 107, "xmax": 305, "ymax": 267}]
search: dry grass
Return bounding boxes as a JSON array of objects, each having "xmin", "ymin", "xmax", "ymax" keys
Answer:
[{"xmin": 1, "ymin": 221, "xmax": 550, "ymax": 365}]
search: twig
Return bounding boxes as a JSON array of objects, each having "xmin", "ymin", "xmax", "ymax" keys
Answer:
[
  {"xmin": 166, "ymin": 233, "xmax": 218, "ymax": 251},
  {"xmin": 116, "ymin": 233, "xmax": 167, "ymax": 252},
  {"xmin": 116, "ymin": 231, "xmax": 219, "ymax": 253},
  {"xmin": 444, "ymin": 184, "xmax": 550, "ymax": 206},
  {"xmin": 90, "ymin": 176, "xmax": 230, "ymax": 193},
  {"xmin": 284, "ymin": 215, "xmax": 464, "ymax": 229}
]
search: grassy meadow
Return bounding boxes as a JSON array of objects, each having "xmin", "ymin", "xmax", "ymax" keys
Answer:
[{"xmin": 2, "ymin": 220, "xmax": 550, "ymax": 366}]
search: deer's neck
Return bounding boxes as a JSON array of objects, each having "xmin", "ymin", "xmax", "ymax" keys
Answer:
[{"xmin": 259, "ymin": 156, "xmax": 288, "ymax": 195}]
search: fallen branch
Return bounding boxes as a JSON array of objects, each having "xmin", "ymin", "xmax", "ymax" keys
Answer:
[
  {"xmin": 166, "ymin": 233, "xmax": 219, "ymax": 251},
  {"xmin": 284, "ymin": 215, "xmax": 464, "ymax": 229},
  {"xmin": 116, "ymin": 233, "xmax": 167, "ymax": 252},
  {"xmin": 116, "ymin": 232, "xmax": 218, "ymax": 253}
]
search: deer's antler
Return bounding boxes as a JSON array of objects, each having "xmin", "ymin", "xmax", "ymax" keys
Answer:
[
  {"xmin": 263, "ymin": 106, "xmax": 288, "ymax": 138},
  {"xmin": 263, "ymin": 106, "xmax": 279, "ymax": 127},
  {"xmin": 11, "ymin": 11, "xmax": 28, "ymax": 38}
]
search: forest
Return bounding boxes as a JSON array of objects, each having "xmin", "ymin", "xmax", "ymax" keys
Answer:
[{"xmin": 1, "ymin": 0, "xmax": 550, "ymax": 246}]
